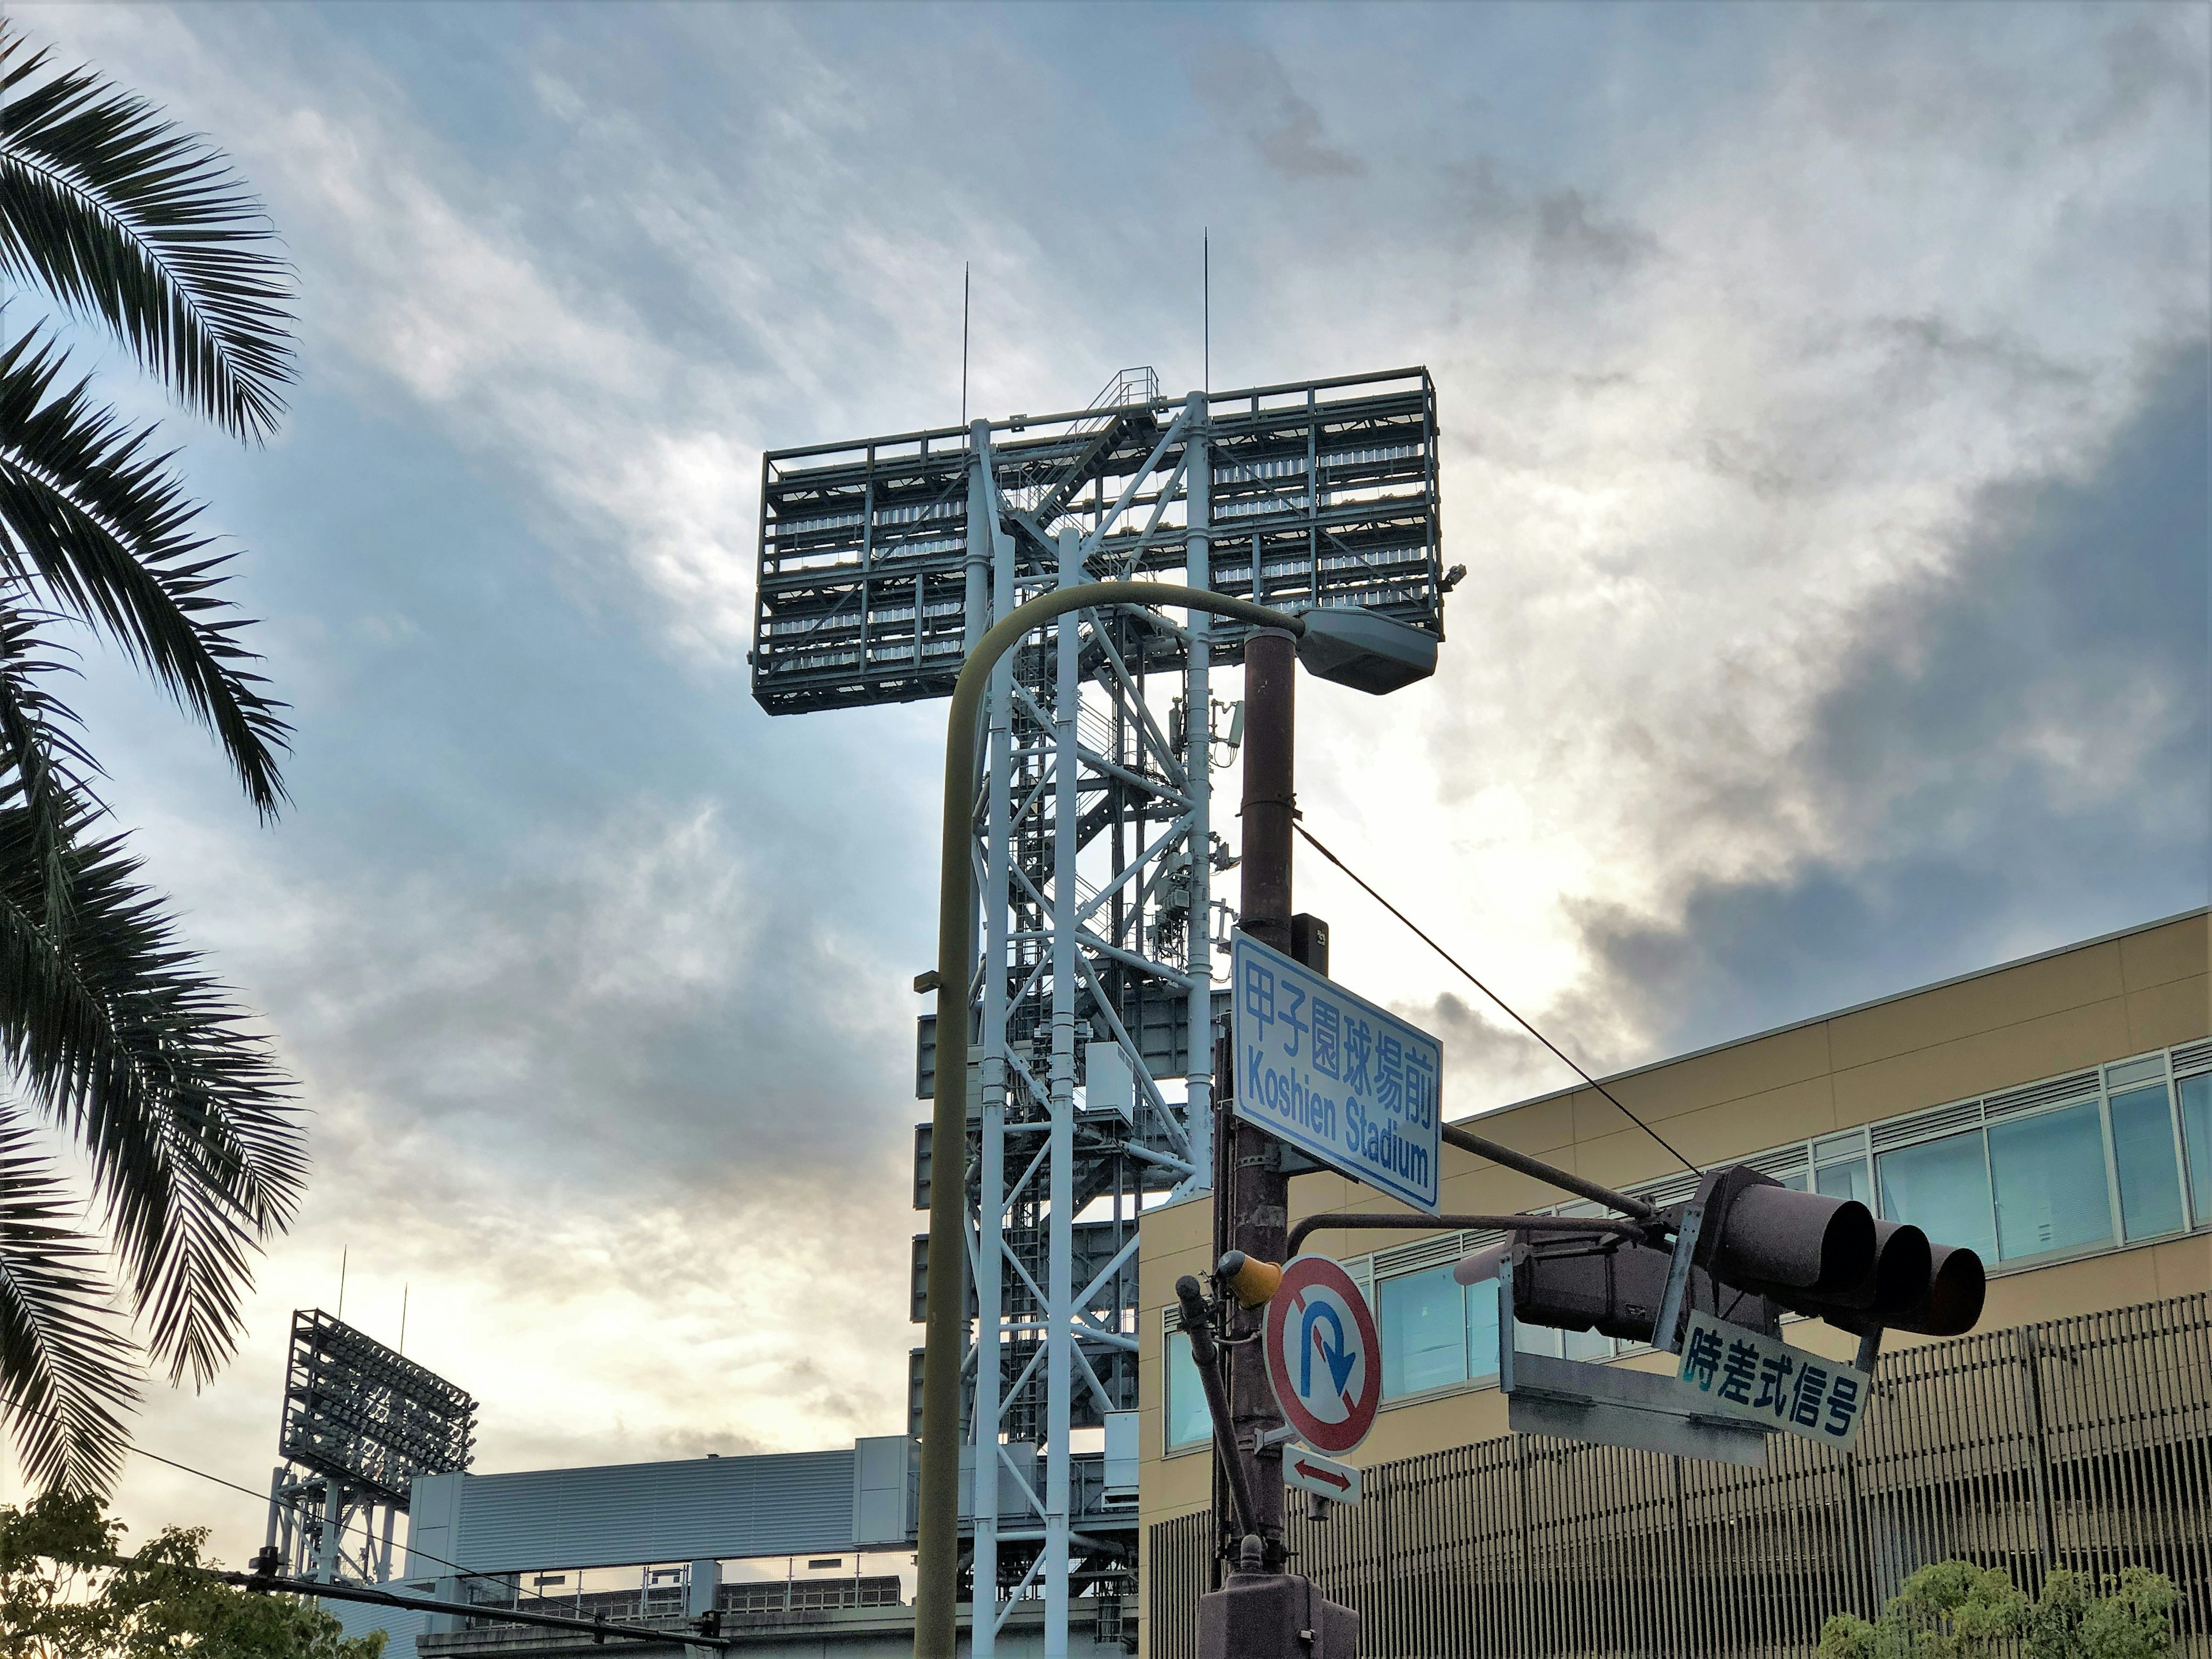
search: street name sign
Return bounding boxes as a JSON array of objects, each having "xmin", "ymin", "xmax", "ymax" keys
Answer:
[
  {"xmin": 1231, "ymin": 933, "xmax": 1442, "ymax": 1212},
  {"xmin": 1282, "ymin": 1446, "xmax": 1363, "ymax": 1506},
  {"xmin": 1672, "ymin": 1310, "xmax": 1872, "ymax": 1450},
  {"xmin": 1262, "ymin": 1255, "xmax": 1382, "ymax": 1456}
]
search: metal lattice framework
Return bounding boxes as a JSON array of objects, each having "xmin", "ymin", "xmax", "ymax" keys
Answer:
[
  {"xmin": 752, "ymin": 368, "xmax": 1440, "ymax": 713},
  {"xmin": 755, "ymin": 366, "xmax": 1445, "ymax": 1659},
  {"xmin": 269, "ymin": 1309, "xmax": 475, "ymax": 1584}
]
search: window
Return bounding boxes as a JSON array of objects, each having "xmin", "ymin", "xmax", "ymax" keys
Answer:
[
  {"xmin": 1816, "ymin": 1158, "xmax": 1872, "ymax": 1208},
  {"xmin": 1165, "ymin": 1330, "xmax": 1210, "ymax": 1450},
  {"xmin": 2180, "ymin": 1074, "xmax": 2212, "ymax": 1226},
  {"xmin": 1379, "ymin": 1264, "xmax": 1467, "ymax": 1398},
  {"xmin": 1877, "ymin": 1130, "xmax": 1997, "ymax": 1263},
  {"xmin": 1988, "ymin": 1103, "xmax": 2111, "ymax": 1261},
  {"xmin": 2110, "ymin": 1083, "xmax": 2186, "ymax": 1241}
]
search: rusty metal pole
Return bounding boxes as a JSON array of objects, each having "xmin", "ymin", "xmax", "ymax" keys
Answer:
[{"xmin": 1225, "ymin": 626, "xmax": 1298, "ymax": 1569}]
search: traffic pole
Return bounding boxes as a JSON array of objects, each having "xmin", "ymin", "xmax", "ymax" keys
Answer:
[{"xmin": 1220, "ymin": 625, "xmax": 1298, "ymax": 1569}]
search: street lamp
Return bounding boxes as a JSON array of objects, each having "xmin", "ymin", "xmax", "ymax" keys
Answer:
[{"xmin": 915, "ymin": 582, "xmax": 1438, "ymax": 1659}]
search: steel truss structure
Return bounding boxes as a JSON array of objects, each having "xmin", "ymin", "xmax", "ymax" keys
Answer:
[
  {"xmin": 267, "ymin": 1309, "xmax": 476, "ymax": 1585},
  {"xmin": 753, "ymin": 366, "xmax": 1443, "ymax": 1658}
]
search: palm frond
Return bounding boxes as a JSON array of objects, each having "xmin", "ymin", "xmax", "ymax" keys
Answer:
[
  {"xmin": 0, "ymin": 328, "xmax": 287, "ymax": 816},
  {"xmin": 0, "ymin": 24, "xmax": 293, "ymax": 441},
  {"xmin": 0, "ymin": 1107, "xmax": 139, "ymax": 1494},
  {"xmin": 0, "ymin": 801, "xmax": 301, "ymax": 1387},
  {"xmin": 0, "ymin": 598, "xmax": 98, "ymax": 931}
]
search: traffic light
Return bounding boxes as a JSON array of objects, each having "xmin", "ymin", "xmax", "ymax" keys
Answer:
[
  {"xmin": 1493, "ymin": 1228, "xmax": 1781, "ymax": 1344},
  {"xmin": 1691, "ymin": 1166, "xmax": 1984, "ymax": 1338},
  {"xmin": 1836, "ymin": 1236, "xmax": 1987, "ymax": 1338},
  {"xmin": 1466, "ymin": 1164, "xmax": 1986, "ymax": 1349}
]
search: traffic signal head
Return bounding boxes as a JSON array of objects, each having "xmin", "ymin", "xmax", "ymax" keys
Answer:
[
  {"xmin": 1696, "ymin": 1165, "xmax": 1986, "ymax": 1338},
  {"xmin": 1476, "ymin": 1165, "xmax": 1988, "ymax": 1353},
  {"xmin": 1504, "ymin": 1230, "xmax": 1781, "ymax": 1344},
  {"xmin": 1833, "ymin": 1240, "xmax": 1987, "ymax": 1338},
  {"xmin": 1692, "ymin": 1165, "xmax": 1876, "ymax": 1308}
]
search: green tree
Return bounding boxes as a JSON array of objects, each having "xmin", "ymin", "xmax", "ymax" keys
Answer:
[
  {"xmin": 1, "ymin": 1489, "xmax": 383, "ymax": 1658},
  {"xmin": 1819, "ymin": 1558, "xmax": 2177, "ymax": 1659},
  {"xmin": 0, "ymin": 24, "xmax": 304, "ymax": 1493}
]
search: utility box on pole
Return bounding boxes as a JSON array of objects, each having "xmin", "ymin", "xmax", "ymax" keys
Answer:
[{"xmin": 1199, "ymin": 1570, "xmax": 1359, "ymax": 1659}]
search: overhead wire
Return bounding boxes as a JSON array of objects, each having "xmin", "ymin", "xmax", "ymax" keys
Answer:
[
  {"xmin": 0, "ymin": 1389, "xmax": 584, "ymax": 1620},
  {"xmin": 1294, "ymin": 820, "xmax": 1703, "ymax": 1181}
]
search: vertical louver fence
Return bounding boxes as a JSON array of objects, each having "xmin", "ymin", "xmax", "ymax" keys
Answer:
[{"xmin": 1148, "ymin": 1294, "xmax": 2212, "ymax": 1658}]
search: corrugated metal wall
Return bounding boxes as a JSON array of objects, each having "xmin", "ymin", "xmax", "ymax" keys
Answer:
[
  {"xmin": 1149, "ymin": 1294, "xmax": 2212, "ymax": 1658},
  {"xmin": 443, "ymin": 1449, "xmax": 858, "ymax": 1572}
]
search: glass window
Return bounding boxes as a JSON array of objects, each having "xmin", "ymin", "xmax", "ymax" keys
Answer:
[
  {"xmin": 2111, "ymin": 1083, "xmax": 2185, "ymax": 1241},
  {"xmin": 1467, "ymin": 1280, "xmax": 1501, "ymax": 1381},
  {"xmin": 1816, "ymin": 1159, "xmax": 1872, "ymax": 1208},
  {"xmin": 1988, "ymin": 1103, "xmax": 2112, "ymax": 1261},
  {"xmin": 1165, "ymin": 1330, "xmax": 1210, "ymax": 1450},
  {"xmin": 1379, "ymin": 1265, "xmax": 1467, "ymax": 1398},
  {"xmin": 2180, "ymin": 1074, "xmax": 2212, "ymax": 1226},
  {"xmin": 1878, "ymin": 1130, "xmax": 1997, "ymax": 1263}
]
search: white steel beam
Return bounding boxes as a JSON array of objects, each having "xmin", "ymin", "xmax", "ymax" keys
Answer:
[{"xmin": 1180, "ymin": 392, "xmax": 1215, "ymax": 1199}]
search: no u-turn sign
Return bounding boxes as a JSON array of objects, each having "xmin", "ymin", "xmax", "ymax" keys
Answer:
[{"xmin": 1262, "ymin": 1255, "xmax": 1382, "ymax": 1456}]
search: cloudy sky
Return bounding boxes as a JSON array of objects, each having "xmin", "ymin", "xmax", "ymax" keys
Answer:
[{"xmin": 0, "ymin": 2, "xmax": 2203, "ymax": 1566}]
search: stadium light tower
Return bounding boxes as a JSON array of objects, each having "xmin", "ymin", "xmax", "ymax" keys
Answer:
[
  {"xmin": 266, "ymin": 1310, "xmax": 475, "ymax": 1585},
  {"xmin": 751, "ymin": 367, "xmax": 1448, "ymax": 1657}
]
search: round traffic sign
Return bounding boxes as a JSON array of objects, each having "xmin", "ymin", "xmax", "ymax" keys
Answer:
[{"xmin": 1262, "ymin": 1255, "xmax": 1382, "ymax": 1456}]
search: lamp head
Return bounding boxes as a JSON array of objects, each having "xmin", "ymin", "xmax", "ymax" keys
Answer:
[{"xmin": 1289, "ymin": 605, "xmax": 1440, "ymax": 695}]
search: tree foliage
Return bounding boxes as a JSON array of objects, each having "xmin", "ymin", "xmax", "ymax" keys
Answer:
[
  {"xmin": 0, "ymin": 1490, "xmax": 384, "ymax": 1659},
  {"xmin": 1819, "ymin": 1557, "xmax": 2178, "ymax": 1659},
  {"xmin": 0, "ymin": 21, "xmax": 304, "ymax": 1494}
]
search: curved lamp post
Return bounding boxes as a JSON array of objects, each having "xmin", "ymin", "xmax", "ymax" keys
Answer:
[{"xmin": 914, "ymin": 581, "xmax": 1308, "ymax": 1659}]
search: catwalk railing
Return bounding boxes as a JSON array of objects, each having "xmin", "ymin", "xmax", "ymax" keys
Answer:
[{"xmin": 1147, "ymin": 1293, "xmax": 2212, "ymax": 1658}]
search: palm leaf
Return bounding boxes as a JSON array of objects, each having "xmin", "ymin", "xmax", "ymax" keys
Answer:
[
  {"xmin": 0, "ymin": 1107, "xmax": 139, "ymax": 1494},
  {"xmin": 0, "ymin": 24, "xmax": 293, "ymax": 441},
  {"xmin": 0, "ymin": 328, "xmax": 287, "ymax": 815},
  {"xmin": 0, "ymin": 798, "xmax": 302, "ymax": 1387},
  {"xmin": 0, "ymin": 599, "xmax": 99, "ymax": 931}
]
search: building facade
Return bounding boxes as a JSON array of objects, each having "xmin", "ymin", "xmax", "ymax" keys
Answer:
[{"xmin": 1135, "ymin": 910, "xmax": 2212, "ymax": 1654}]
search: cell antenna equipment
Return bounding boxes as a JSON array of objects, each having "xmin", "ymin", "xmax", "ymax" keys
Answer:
[
  {"xmin": 267, "ymin": 1309, "xmax": 476, "ymax": 1585},
  {"xmin": 751, "ymin": 366, "xmax": 1446, "ymax": 1656}
]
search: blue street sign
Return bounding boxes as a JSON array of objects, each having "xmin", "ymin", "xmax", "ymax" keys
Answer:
[{"xmin": 1230, "ymin": 933, "xmax": 1443, "ymax": 1213}]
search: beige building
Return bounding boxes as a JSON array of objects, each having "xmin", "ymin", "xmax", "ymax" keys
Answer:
[{"xmin": 1136, "ymin": 909, "xmax": 2210, "ymax": 1654}]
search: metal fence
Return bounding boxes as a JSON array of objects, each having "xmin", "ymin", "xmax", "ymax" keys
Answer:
[{"xmin": 1147, "ymin": 1294, "xmax": 2212, "ymax": 1658}]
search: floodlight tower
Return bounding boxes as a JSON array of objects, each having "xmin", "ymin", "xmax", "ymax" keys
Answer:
[
  {"xmin": 751, "ymin": 367, "xmax": 1443, "ymax": 1653},
  {"xmin": 266, "ymin": 1310, "xmax": 476, "ymax": 1586}
]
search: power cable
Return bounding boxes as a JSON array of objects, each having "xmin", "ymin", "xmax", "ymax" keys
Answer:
[
  {"xmin": 1, "ymin": 1520, "xmax": 728, "ymax": 1652},
  {"xmin": 0, "ymin": 1389, "xmax": 580, "ymax": 1619},
  {"xmin": 1293, "ymin": 820, "xmax": 1702, "ymax": 1181}
]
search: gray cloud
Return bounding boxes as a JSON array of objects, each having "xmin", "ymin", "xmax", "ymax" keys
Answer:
[
  {"xmin": 1192, "ymin": 38, "xmax": 1366, "ymax": 180},
  {"xmin": 1578, "ymin": 338, "xmax": 2210, "ymax": 1056}
]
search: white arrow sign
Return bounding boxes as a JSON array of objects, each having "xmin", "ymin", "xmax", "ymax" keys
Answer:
[{"xmin": 1282, "ymin": 1446, "xmax": 1362, "ymax": 1506}]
